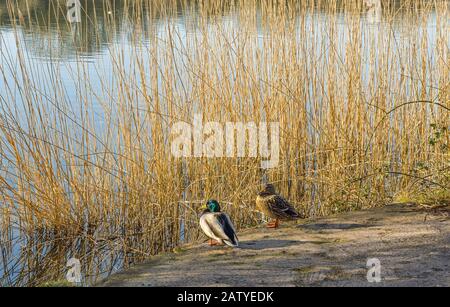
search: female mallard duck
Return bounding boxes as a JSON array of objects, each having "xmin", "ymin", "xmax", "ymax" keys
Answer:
[
  {"xmin": 199, "ymin": 200, "xmax": 239, "ymax": 247},
  {"xmin": 256, "ymin": 184, "xmax": 301, "ymax": 228}
]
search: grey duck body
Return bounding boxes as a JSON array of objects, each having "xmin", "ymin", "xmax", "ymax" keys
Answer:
[{"xmin": 199, "ymin": 210, "xmax": 239, "ymax": 247}]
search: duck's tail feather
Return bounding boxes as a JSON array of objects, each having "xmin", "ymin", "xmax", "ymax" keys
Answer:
[
  {"xmin": 217, "ymin": 213, "xmax": 239, "ymax": 247},
  {"xmin": 223, "ymin": 236, "xmax": 239, "ymax": 247}
]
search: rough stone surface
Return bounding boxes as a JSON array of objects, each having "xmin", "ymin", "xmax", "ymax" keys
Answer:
[{"xmin": 99, "ymin": 203, "xmax": 449, "ymax": 287}]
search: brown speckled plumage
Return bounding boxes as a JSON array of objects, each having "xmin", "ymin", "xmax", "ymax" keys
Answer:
[{"xmin": 256, "ymin": 184, "xmax": 301, "ymax": 220}]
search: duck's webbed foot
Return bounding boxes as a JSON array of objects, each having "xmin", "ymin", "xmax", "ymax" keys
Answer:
[
  {"xmin": 266, "ymin": 219, "xmax": 279, "ymax": 229},
  {"xmin": 209, "ymin": 239, "xmax": 221, "ymax": 246}
]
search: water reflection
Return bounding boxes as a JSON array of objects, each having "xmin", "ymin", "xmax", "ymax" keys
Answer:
[
  {"xmin": 0, "ymin": 0, "xmax": 440, "ymax": 60},
  {"xmin": 1, "ymin": 0, "xmax": 140, "ymax": 59},
  {"xmin": 0, "ymin": 0, "xmax": 234, "ymax": 60}
]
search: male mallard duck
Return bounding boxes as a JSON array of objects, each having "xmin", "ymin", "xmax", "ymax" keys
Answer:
[
  {"xmin": 199, "ymin": 200, "xmax": 239, "ymax": 247},
  {"xmin": 256, "ymin": 184, "xmax": 301, "ymax": 228}
]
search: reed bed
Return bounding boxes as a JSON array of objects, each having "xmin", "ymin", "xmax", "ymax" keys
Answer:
[{"xmin": 0, "ymin": 0, "xmax": 448, "ymax": 286}]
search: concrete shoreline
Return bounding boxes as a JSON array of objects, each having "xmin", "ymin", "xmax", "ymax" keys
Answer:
[{"xmin": 99, "ymin": 203, "xmax": 449, "ymax": 287}]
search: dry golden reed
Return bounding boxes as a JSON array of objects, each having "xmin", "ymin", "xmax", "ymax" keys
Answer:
[{"xmin": 0, "ymin": 0, "xmax": 448, "ymax": 285}]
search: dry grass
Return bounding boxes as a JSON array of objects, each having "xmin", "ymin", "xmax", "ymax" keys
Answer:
[{"xmin": 0, "ymin": 0, "xmax": 448, "ymax": 286}]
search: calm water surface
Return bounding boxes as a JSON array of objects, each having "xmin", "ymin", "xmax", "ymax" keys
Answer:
[{"xmin": 0, "ymin": 1, "xmax": 444, "ymax": 116}]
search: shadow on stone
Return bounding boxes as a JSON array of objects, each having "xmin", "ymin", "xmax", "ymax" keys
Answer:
[
  {"xmin": 298, "ymin": 223, "xmax": 374, "ymax": 230},
  {"xmin": 239, "ymin": 239, "xmax": 303, "ymax": 250}
]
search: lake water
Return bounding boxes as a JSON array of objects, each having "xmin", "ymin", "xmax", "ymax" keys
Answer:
[
  {"xmin": 0, "ymin": 0, "xmax": 448, "ymax": 286},
  {"xmin": 1, "ymin": 1, "xmax": 445, "ymax": 117}
]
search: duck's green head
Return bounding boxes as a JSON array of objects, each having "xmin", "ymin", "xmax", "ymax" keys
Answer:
[{"xmin": 206, "ymin": 199, "xmax": 221, "ymax": 213}]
